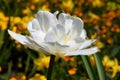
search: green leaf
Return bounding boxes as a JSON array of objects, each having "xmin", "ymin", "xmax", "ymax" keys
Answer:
[
  {"xmin": 94, "ymin": 53, "xmax": 106, "ymax": 80},
  {"xmin": 81, "ymin": 55, "xmax": 97, "ymax": 80},
  {"xmin": 0, "ymin": 31, "xmax": 4, "ymax": 49},
  {"xmin": 110, "ymin": 46, "xmax": 120, "ymax": 58}
]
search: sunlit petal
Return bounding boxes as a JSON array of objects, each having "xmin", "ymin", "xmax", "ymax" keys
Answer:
[
  {"xmin": 27, "ymin": 19, "xmax": 45, "ymax": 43},
  {"xmin": 44, "ymin": 27, "xmax": 57, "ymax": 42},
  {"xmin": 41, "ymin": 42, "xmax": 69, "ymax": 56},
  {"xmin": 65, "ymin": 47, "xmax": 98, "ymax": 56},
  {"xmin": 8, "ymin": 30, "xmax": 29, "ymax": 45},
  {"xmin": 79, "ymin": 40, "xmax": 96, "ymax": 49},
  {"xmin": 36, "ymin": 11, "xmax": 57, "ymax": 32},
  {"xmin": 80, "ymin": 29, "xmax": 86, "ymax": 39}
]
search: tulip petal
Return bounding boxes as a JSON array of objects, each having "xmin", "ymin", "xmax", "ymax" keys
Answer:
[
  {"xmin": 8, "ymin": 30, "xmax": 46, "ymax": 53},
  {"xmin": 40, "ymin": 42, "xmax": 70, "ymax": 56},
  {"xmin": 64, "ymin": 47, "xmax": 98, "ymax": 56},
  {"xmin": 53, "ymin": 11, "xmax": 59, "ymax": 16},
  {"xmin": 66, "ymin": 18, "xmax": 83, "ymax": 40},
  {"xmin": 71, "ymin": 18, "xmax": 83, "ymax": 36},
  {"xmin": 79, "ymin": 40, "xmax": 96, "ymax": 49},
  {"xmin": 8, "ymin": 30, "xmax": 29, "ymax": 45},
  {"xmin": 27, "ymin": 19, "xmax": 41, "ymax": 31},
  {"xmin": 45, "ymin": 24, "xmax": 66, "ymax": 42},
  {"xmin": 58, "ymin": 13, "xmax": 68, "ymax": 24},
  {"xmin": 55, "ymin": 24, "xmax": 66, "ymax": 40},
  {"xmin": 64, "ymin": 19, "xmax": 73, "ymax": 33},
  {"xmin": 80, "ymin": 29, "xmax": 86, "ymax": 39},
  {"xmin": 44, "ymin": 27, "xmax": 57, "ymax": 42},
  {"xmin": 25, "ymin": 37, "xmax": 41, "ymax": 51},
  {"xmin": 27, "ymin": 19, "xmax": 45, "ymax": 43},
  {"xmin": 26, "ymin": 37, "xmax": 50, "ymax": 55},
  {"xmin": 36, "ymin": 11, "xmax": 57, "ymax": 32}
]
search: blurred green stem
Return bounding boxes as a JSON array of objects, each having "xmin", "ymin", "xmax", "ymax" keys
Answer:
[
  {"xmin": 28, "ymin": 65, "xmax": 37, "ymax": 78},
  {"xmin": 81, "ymin": 55, "xmax": 96, "ymax": 80},
  {"xmin": 25, "ymin": 54, "xmax": 30, "ymax": 73},
  {"xmin": 6, "ymin": 61, "xmax": 12, "ymax": 80},
  {"xmin": 47, "ymin": 55, "xmax": 55, "ymax": 80},
  {"xmin": 94, "ymin": 53, "xmax": 106, "ymax": 80}
]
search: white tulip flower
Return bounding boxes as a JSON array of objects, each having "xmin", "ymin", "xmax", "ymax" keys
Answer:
[{"xmin": 8, "ymin": 11, "xmax": 98, "ymax": 56}]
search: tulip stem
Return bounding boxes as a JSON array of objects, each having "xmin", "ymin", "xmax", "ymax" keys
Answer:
[
  {"xmin": 94, "ymin": 53, "xmax": 106, "ymax": 80},
  {"xmin": 81, "ymin": 55, "xmax": 96, "ymax": 80},
  {"xmin": 47, "ymin": 55, "xmax": 55, "ymax": 80}
]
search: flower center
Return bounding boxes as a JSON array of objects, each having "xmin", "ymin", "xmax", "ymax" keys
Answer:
[{"xmin": 63, "ymin": 36, "xmax": 70, "ymax": 44}]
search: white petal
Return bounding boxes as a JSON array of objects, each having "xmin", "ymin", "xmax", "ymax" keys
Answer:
[
  {"xmin": 45, "ymin": 24, "xmax": 66, "ymax": 43},
  {"xmin": 44, "ymin": 27, "xmax": 57, "ymax": 42},
  {"xmin": 25, "ymin": 36, "xmax": 41, "ymax": 51},
  {"xmin": 8, "ymin": 30, "xmax": 29, "ymax": 45},
  {"xmin": 66, "ymin": 18, "xmax": 84, "ymax": 40},
  {"xmin": 8, "ymin": 30, "xmax": 44, "ymax": 52},
  {"xmin": 27, "ymin": 19, "xmax": 41, "ymax": 31},
  {"xmin": 27, "ymin": 19, "xmax": 45, "ymax": 43},
  {"xmin": 72, "ymin": 18, "xmax": 83, "ymax": 29},
  {"xmin": 36, "ymin": 11, "xmax": 57, "ymax": 32},
  {"xmin": 55, "ymin": 24, "xmax": 66, "ymax": 40},
  {"xmin": 8, "ymin": 30, "xmax": 51, "ymax": 55},
  {"xmin": 71, "ymin": 18, "xmax": 83, "ymax": 35},
  {"xmin": 80, "ymin": 29, "xmax": 86, "ymax": 39},
  {"xmin": 58, "ymin": 13, "xmax": 67, "ymax": 24},
  {"xmin": 40, "ymin": 42, "xmax": 70, "ymax": 56},
  {"xmin": 26, "ymin": 37, "xmax": 50, "ymax": 55},
  {"xmin": 79, "ymin": 40, "xmax": 96, "ymax": 49},
  {"xmin": 64, "ymin": 47, "xmax": 98, "ymax": 56},
  {"xmin": 64, "ymin": 19, "xmax": 73, "ymax": 33},
  {"xmin": 66, "ymin": 40, "xmax": 81, "ymax": 51},
  {"xmin": 53, "ymin": 11, "xmax": 59, "ymax": 16},
  {"xmin": 58, "ymin": 13, "xmax": 72, "ymax": 25}
]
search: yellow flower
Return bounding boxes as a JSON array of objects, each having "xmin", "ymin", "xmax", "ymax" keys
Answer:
[
  {"xmin": 92, "ymin": 0, "xmax": 103, "ymax": 7},
  {"xmin": 89, "ymin": 55, "xmax": 95, "ymax": 66},
  {"xmin": 22, "ymin": 8, "xmax": 31, "ymax": 15},
  {"xmin": 107, "ymin": 2, "xmax": 118, "ymax": 10},
  {"xmin": 34, "ymin": 55, "xmax": 50, "ymax": 70},
  {"xmin": 0, "ymin": 11, "xmax": 8, "ymax": 30},
  {"xmin": 102, "ymin": 55, "xmax": 120, "ymax": 77},
  {"xmin": 29, "ymin": 73, "xmax": 46, "ymax": 80},
  {"xmin": 13, "ymin": 17, "xmax": 22, "ymax": 24},
  {"xmin": 94, "ymin": 41, "xmax": 104, "ymax": 49},
  {"xmin": 61, "ymin": 0, "xmax": 74, "ymax": 12},
  {"xmin": 39, "ymin": 5, "xmax": 50, "ymax": 11}
]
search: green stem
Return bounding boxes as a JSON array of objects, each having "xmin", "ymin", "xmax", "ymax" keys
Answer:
[
  {"xmin": 25, "ymin": 54, "xmax": 30, "ymax": 73},
  {"xmin": 81, "ymin": 55, "xmax": 96, "ymax": 80},
  {"xmin": 94, "ymin": 53, "xmax": 106, "ymax": 80},
  {"xmin": 47, "ymin": 55, "xmax": 55, "ymax": 80},
  {"xmin": 6, "ymin": 61, "xmax": 12, "ymax": 80},
  {"xmin": 28, "ymin": 65, "xmax": 37, "ymax": 78}
]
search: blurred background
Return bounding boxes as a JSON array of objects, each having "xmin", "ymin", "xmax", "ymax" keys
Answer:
[{"xmin": 0, "ymin": 0, "xmax": 120, "ymax": 80}]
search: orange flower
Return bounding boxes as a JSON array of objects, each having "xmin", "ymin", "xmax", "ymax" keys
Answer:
[
  {"xmin": 105, "ymin": 20, "xmax": 112, "ymax": 26},
  {"xmin": 107, "ymin": 38, "xmax": 113, "ymax": 44},
  {"xmin": 21, "ymin": 75, "xmax": 26, "ymax": 80},
  {"xmin": 30, "ymin": 4, "xmax": 36, "ymax": 10},
  {"xmin": 62, "ymin": 56, "xmax": 70, "ymax": 62},
  {"xmin": 68, "ymin": 68, "xmax": 76, "ymax": 75},
  {"xmin": 0, "ymin": 66, "xmax": 2, "ymax": 72},
  {"xmin": 10, "ymin": 77, "xmax": 18, "ymax": 80}
]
